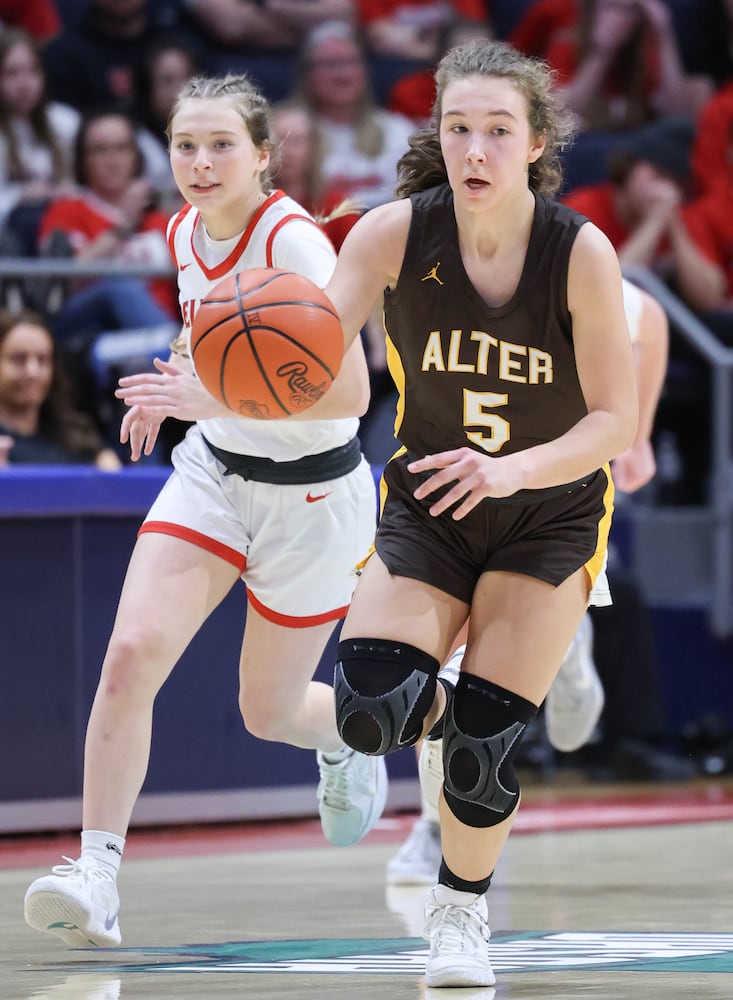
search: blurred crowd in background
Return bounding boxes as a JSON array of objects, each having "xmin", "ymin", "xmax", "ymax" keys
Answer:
[
  {"xmin": 1, "ymin": 0, "xmax": 732, "ymax": 472},
  {"xmin": 1, "ymin": 0, "xmax": 733, "ymax": 780}
]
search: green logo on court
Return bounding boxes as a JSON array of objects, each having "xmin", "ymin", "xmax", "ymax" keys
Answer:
[{"xmin": 80, "ymin": 932, "xmax": 733, "ymax": 974}]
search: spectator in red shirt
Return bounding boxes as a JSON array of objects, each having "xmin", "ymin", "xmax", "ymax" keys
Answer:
[
  {"xmin": 510, "ymin": 0, "xmax": 712, "ymax": 132},
  {"xmin": 566, "ymin": 112, "xmax": 733, "ymax": 342},
  {"xmin": 690, "ymin": 79, "xmax": 733, "ymax": 198},
  {"xmin": 563, "ymin": 118, "xmax": 693, "ymax": 273},
  {"xmin": 671, "ymin": 126, "xmax": 733, "ymax": 347},
  {"xmin": 676, "ymin": 187, "xmax": 733, "ymax": 324}
]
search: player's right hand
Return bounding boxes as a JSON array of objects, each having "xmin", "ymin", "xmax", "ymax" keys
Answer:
[{"xmin": 116, "ymin": 358, "xmax": 229, "ymax": 423}]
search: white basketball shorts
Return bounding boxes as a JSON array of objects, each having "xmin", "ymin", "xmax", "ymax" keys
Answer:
[{"xmin": 141, "ymin": 425, "xmax": 377, "ymax": 626}]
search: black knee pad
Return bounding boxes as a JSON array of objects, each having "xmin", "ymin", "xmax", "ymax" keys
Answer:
[
  {"xmin": 443, "ymin": 673, "xmax": 538, "ymax": 828},
  {"xmin": 334, "ymin": 638, "xmax": 440, "ymax": 755}
]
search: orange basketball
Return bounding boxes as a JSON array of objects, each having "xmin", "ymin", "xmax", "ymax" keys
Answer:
[{"xmin": 190, "ymin": 268, "xmax": 344, "ymax": 418}]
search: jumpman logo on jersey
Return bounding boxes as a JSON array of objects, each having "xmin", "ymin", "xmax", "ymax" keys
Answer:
[{"xmin": 421, "ymin": 262, "xmax": 443, "ymax": 285}]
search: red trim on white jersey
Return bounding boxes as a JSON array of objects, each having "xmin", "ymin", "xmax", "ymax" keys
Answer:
[
  {"xmin": 189, "ymin": 190, "xmax": 289, "ymax": 282},
  {"xmin": 265, "ymin": 213, "xmax": 326, "ymax": 266},
  {"xmin": 167, "ymin": 203, "xmax": 194, "ymax": 269}
]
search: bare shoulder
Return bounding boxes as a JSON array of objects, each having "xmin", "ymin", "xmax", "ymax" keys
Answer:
[
  {"xmin": 340, "ymin": 199, "xmax": 412, "ymax": 286},
  {"xmin": 567, "ymin": 221, "xmax": 625, "ymax": 317},
  {"xmin": 327, "ymin": 199, "xmax": 412, "ymax": 345}
]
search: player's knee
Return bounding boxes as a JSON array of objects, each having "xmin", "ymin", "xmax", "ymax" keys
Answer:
[
  {"xmin": 334, "ymin": 638, "xmax": 440, "ymax": 755},
  {"xmin": 238, "ymin": 691, "xmax": 291, "ymax": 743},
  {"xmin": 442, "ymin": 673, "xmax": 538, "ymax": 828},
  {"xmin": 101, "ymin": 631, "xmax": 164, "ymax": 700}
]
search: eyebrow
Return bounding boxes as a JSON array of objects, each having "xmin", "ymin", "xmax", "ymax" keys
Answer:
[
  {"xmin": 443, "ymin": 108, "xmax": 518, "ymax": 120},
  {"xmin": 172, "ymin": 129, "xmax": 240, "ymax": 138}
]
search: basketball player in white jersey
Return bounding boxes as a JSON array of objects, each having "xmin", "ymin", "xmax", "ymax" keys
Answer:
[
  {"xmin": 389, "ymin": 278, "xmax": 669, "ymax": 886},
  {"xmin": 24, "ymin": 73, "xmax": 385, "ymax": 949}
]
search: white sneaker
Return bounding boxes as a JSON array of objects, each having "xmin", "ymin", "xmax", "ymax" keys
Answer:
[
  {"xmin": 24, "ymin": 858, "xmax": 121, "ymax": 948},
  {"xmin": 545, "ymin": 614, "xmax": 604, "ymax": 753},
  {"xmin": 423, "ymin": 883, "xmax": 495, "ymax": 987},
  {"xmin": 316, "ymin": 747, "xmax": 388, "ymax": 847},
  {"xmin": 387, "ymin": 817, "xmax": 442, "ymax": 885}
]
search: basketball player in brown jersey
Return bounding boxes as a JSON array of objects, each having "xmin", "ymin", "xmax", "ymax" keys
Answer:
[
  {"xmin": 321, "ymin": 39, "xmax": 638, "ymax": 988},
  {"xmin": 387, "ymin": 278, "xmax": 671, "ymax": 888}
]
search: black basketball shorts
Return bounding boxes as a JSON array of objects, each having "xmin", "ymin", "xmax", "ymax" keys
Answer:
[{"xmin": 374, "ymin": 449, "xmax": 613, "ymax": 605}]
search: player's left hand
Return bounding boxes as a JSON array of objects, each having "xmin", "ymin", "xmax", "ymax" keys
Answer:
[
  {"xmin": 115, "ymin": 358, "xmax": 228, "ymax": 422},
  {"xmin": 120, "ymin": 405, "xmax": 163, "ymax": 461},
  {"xmin": 408, "ymin": 447, "xmax": 525, "ymax": 519},
  {"xmin": 611, "ymin": 439, "xmax": 656, "ymax": 493}
]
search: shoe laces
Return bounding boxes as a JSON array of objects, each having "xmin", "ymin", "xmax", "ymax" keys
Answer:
[
  {"xmin": 426, "ymin": 900, "xmax": 488, "ymax": 952},
  {"xmin": 51, "ymin": 856, "xmax": 116, "ymax": 883},
  {"xmin": 318, "ymin": 754, "xmax": 359, "ymax": 812}
]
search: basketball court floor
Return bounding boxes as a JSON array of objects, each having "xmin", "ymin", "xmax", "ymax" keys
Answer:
[{"xmin": 2, "ymin": 776, "xmax": 732, "ymax": 1000}]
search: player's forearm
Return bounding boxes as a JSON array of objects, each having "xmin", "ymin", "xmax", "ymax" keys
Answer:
[{"xmin": 287, "ymin": 341, "xmax": 370, "ymax": 421}]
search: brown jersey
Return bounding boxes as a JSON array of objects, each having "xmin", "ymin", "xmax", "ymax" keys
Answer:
[{"xmin": 383, "ymin": 183, "xmax": 589, "ymax": 471}]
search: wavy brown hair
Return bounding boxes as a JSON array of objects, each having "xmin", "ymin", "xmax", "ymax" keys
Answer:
[{"xmin": 396, "ymin": 39, "xmax": 576, "ymax": 199}]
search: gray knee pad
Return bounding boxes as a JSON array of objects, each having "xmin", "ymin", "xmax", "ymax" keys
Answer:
[
  {"xmin": 334, "ymin": 638, "xmax": 440, "ymax": 755},
  {"xmin": 443, "ymin": 673, "xmax": 538, "ymax": 828}
]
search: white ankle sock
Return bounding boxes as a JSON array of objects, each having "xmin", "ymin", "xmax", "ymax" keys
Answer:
[
  {"xmin": 434, "ymin": 883, "xmax": 481, "ymax": 906},
  {"xmin": 81, "ymin": 830, "xmax": 125, "ymax": 875}
]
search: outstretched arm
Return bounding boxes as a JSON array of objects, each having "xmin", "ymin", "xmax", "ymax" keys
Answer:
[{"xmin": 324, "ymin": 199, "xmax": 411, "ymax": 354}]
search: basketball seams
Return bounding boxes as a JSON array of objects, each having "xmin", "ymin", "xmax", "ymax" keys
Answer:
[
  {"xmin": 243, "ymin": 320, "xmax": 339, "ymax": 382},
  {"xmin": 238, "ymin": 269, "xmax": 297, "ymax": 298},
  {"xmin": 232, "ymin": 270, "xmax": 293, "ymax": 417},
  {"xmin": 194, "ymin": 306, "xmax": 336, "ymax": 416},
  {"xmin": 219, "ymin": 334, "xmax": 291, "ymax": 418},
  {"xmin": 190, "ymin": 267, "xmax": 343, "ymax": 418}
]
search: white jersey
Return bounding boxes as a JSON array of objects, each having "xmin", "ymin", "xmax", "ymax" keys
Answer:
[{"xmin": 167, "ymin": 190, "xmax": 359, "ymax": 461}]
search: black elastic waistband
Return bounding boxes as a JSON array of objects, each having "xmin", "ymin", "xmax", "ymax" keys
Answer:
[{"xmin": 204, "ymin": 435, "xmax": 362, "ymax": 485}]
